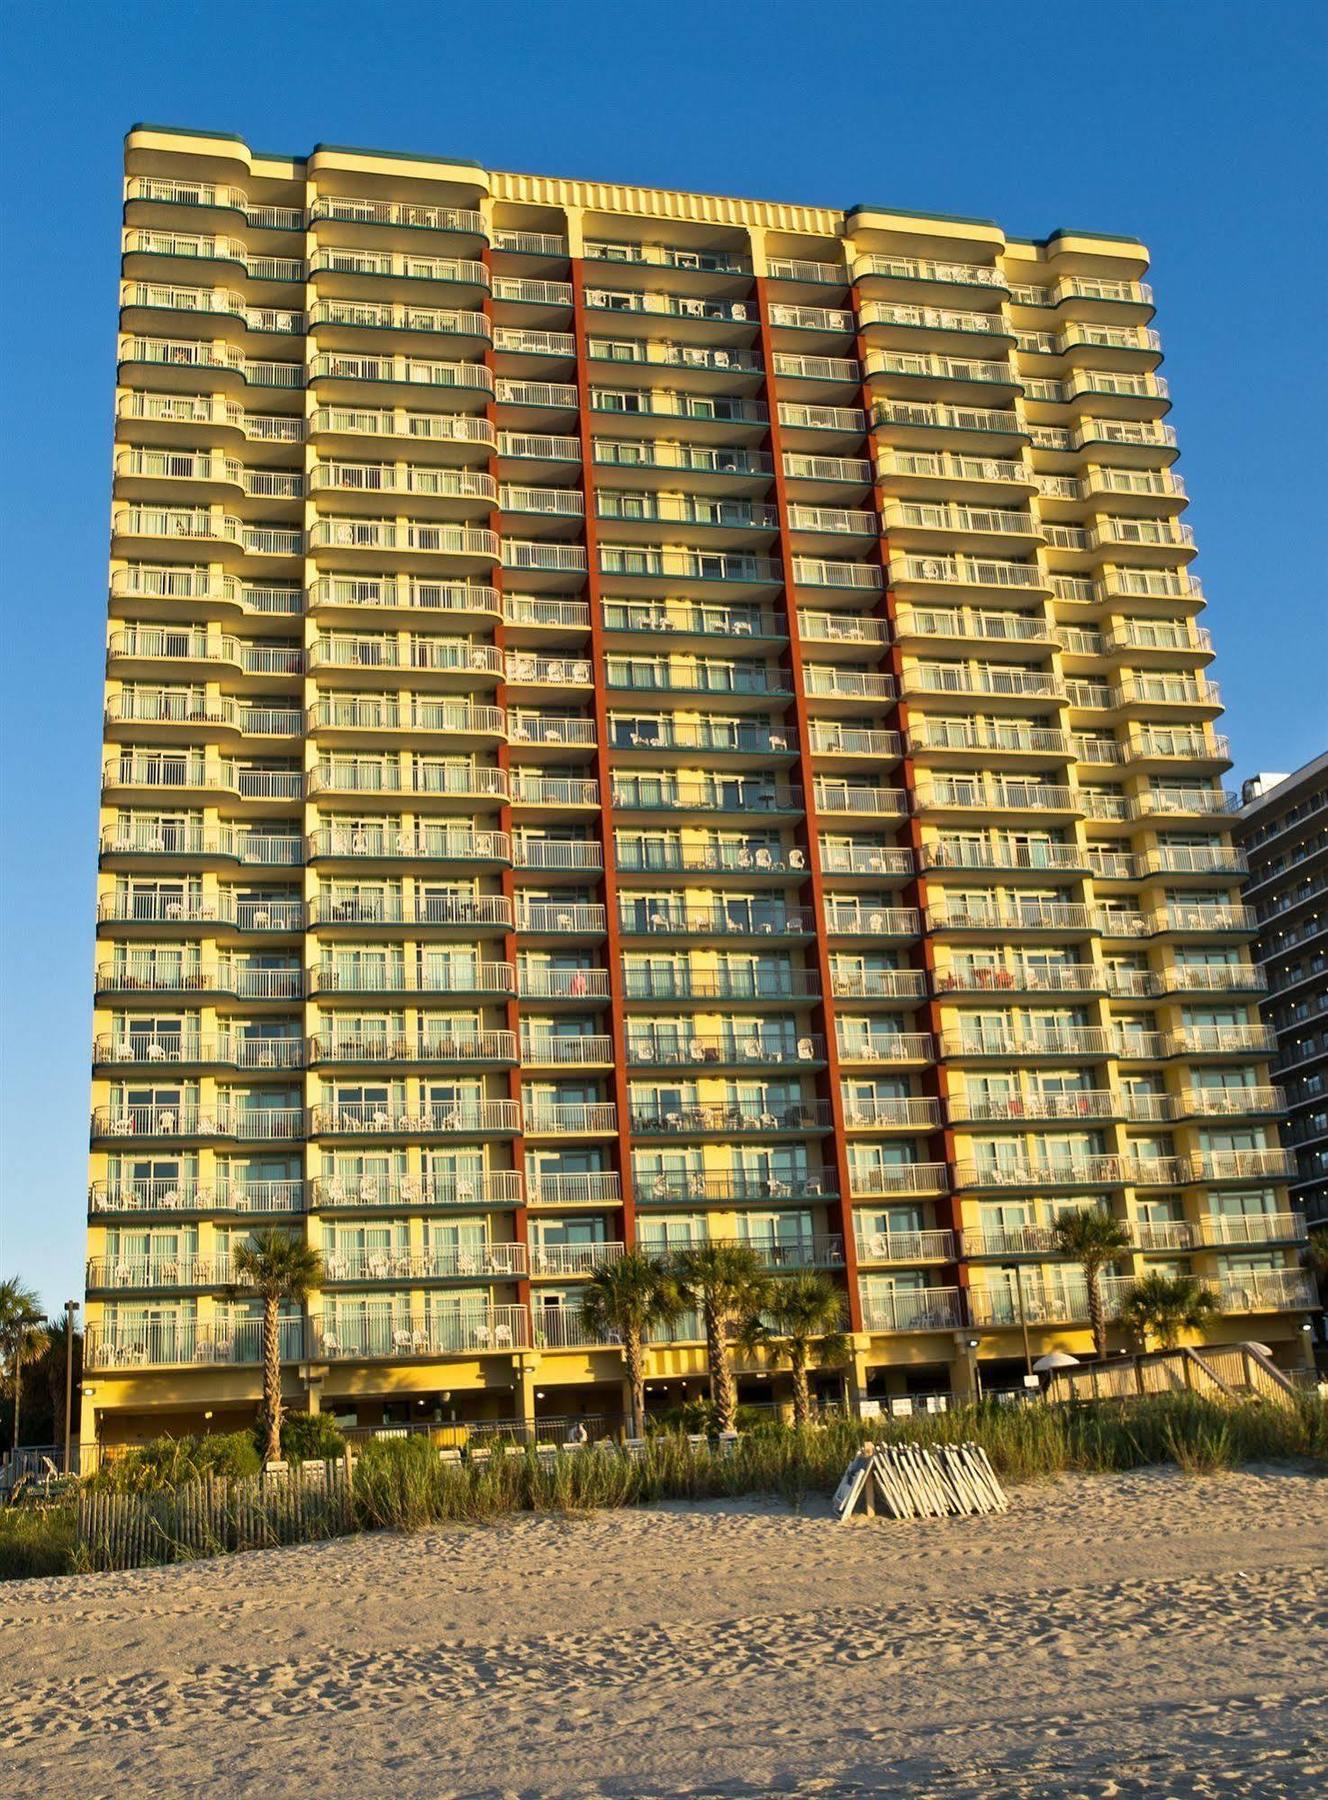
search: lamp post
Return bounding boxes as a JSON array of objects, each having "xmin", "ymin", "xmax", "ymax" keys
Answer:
[
  {"xmin": 1004, "ymin": 1262, "xmax": 1033, "ymax": 1379},
  {"xmin": 63, "ymin": 1300, "xmax": 79, "ymax": 1475}
]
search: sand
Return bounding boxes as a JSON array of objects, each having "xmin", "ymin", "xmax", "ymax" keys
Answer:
[{"xmin": 2, "ymin": 1465, "xmax": 1325, "ymax": 1798}]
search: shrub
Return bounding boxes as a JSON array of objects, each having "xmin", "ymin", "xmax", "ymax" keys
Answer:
[
  {"xmin": 277, "ymin": 1413, "xmax": 347, "ymax": 1463},
  {"xmin": 86, "ymin": 1431, "xmax": 261, "ymax": 1492},
  {"xmin": 0, "ymin": 1502, "xmax": 78, "ymax": 1579}
]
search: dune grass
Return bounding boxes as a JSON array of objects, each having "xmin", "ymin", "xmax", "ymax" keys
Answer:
[{"xmin": 3, "ymin": 1391, "xmax": 1324, "ymax": 1579}]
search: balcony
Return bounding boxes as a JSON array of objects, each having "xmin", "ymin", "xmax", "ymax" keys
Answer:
[
  {"xmin": 848, "ymin": 1162, "xmax": 949, "ymax": 1196},
  {"xmin": 823, "ymin": 903, "xmax": 920, "ymax": 939},
  {"xmin": 611, "ymin": 778, "xmax": 801, "ymax": 817},
  {"xmin": 85, "ymin": 1318, "xmax": 307, "ymax": 1371},
  {"xmin": 309, "ymin": 1100, "xmax": 520, "ymax": 1136},
  {"xmin": 311, "ymin": 1307, "xmax": 533, "ymax": 1361},
  {"xmin": 308, "ymin": 762, "xmax": 508, "ymax": 804},
  {"xmin": 860, "ymin": 1287, "xmax": 963, "ymax": 1332},
  {"xmin": 95, "ymin": 963, "xmax": 302, "ymax": 999},
  {"xmin": 855, "ymin": 1228, "xmax": 955, "ymax": 1263},
  {"xmin": 920, "ymin": 840, "xmax": 1083, "ymax": 874},
  {"xmin": 524, "ymin": 1103, "xmax": 619, "ymax": 1135},
  {"xmin": 98, "ymin": 893, "xmax": 305, "ymax": 930},
  {"xmin": 614, "ymin": 842, "xmax": 807, "ymax": 879},
  {"xmin": 814, "ymin": 785, "xmax": 908, "ymax": 821},
  {"xmin": 626, "ymin": 1032, "xmax": 824, "ymax": 1068},
  {"xmin": 1212, "ymin": 1270, "xmax": 1316, "ymax": 1314},
  {"xmin": 87, "ymin": 1255, "xmax": 227, "ymax": 1292},
  {"xmin": 906, "ymin": 665, "xmax": 1063, "ymax": 703},
  {"xmin": 934, "ymin": 963, "xmax": 1100, "ymax": 996},
  {"xmin": 310, "ymin": 195, "xmax": 486, "ymax": 238},
  {"xmin": 943, "ymin": 1026, "xmax": 1110, "ymax": 1059},
  {"xmin": 1187, "ymin": 1149, "xmax": 1296, "ymax": 1184},
  {"xmin": 308, "ymin": 575, "xmax": 502, "ymax": 619},
  {"xmin": 819, "ymin": 845, "xmax": 913, "ymax": 880},
  {"xmin": 307, "ymin": 299, "xmax": 488, "ymax": 342},
  {"xmin": 314, "ymin": 1171, "xmax": 523, "ymax": 1211},
  {"xmin": 949, "ymin": 1090, "xmax": 1118, "ymax": 1125},
  {"xmin": 309, "ymin": 353, "xmax": 493, "ymax": 402},
  {"xmin": 627, "ymin": 1100, "xmax": 833, "ymax": 1136},
  {"xmin": 312, "ymin": 960, "xmax": 515, "ymax": 997},
  {"xmin": 526, "ymin": 1172, "xmax": 623, "ymax": 1208},
  {"xmin": 617, "ymin": 902, "xmax": 812, "ymax": 939},
  {"xmin": 830, "ymin": 968, "xmax": 928, "ymax": 1000},
  {"xmin": 1194, "ymin": 1212, "xmax": 1307, "ymax": 1248},
  {"xmin": 929, "ymin": 899, "xmax": 1093, "ymax": 934},
  {"xmin": 89, "ymin": 1177, "xmax": 306, "ymax": 1216},
  {"xmin": 842, "ymin": 1096, "xmax": 942, "ymax": 1129},
  {"xmin": 94, "ymin": 1035, "xmax": 305, "ymax": 1071},
  {"xmin": 521, "ymin": 1035, "xmax": 615, "ymax": 1067},
  {"xmin": 621, "ymin": 968, "xmax": 819, "ymax": 1002},
  {"xmin": 529, "ymin": 1242, "xmax": 627, "ymax": 1277},
  {"xmin": 956, "ymin": 1155, "xmax": 1130, "ymax": 1191},
  {"xmin": 309, "ymin": 1031, "xmax": 517, "ymax": 1066},
  {"xmin": 836, "ymin": 1032, "xmax": 934, "ymax": 1065},
  {"xmin": 634, "ymin": 1170, "xmax": 834, "ymax": 1207},
  {"xmin": 518, "ymin": 902, "xmax": 607, "ymax": 935},
  {"xmin": 322, "ymin": 1244, "xmax": 527, "ymax": 1282},
  {"xmin": 512, "ymin": 840, "xmax": 603, "ymax": 873},
  {"xmin": 609, "ymin": 717, "xmax": 794, "ymax": 760},
  {"xmin": 92, "ymin": 1105, "xmax": 305, "ymax": 1141},
  {"xmin": 101, "ymin": 826, "xmax": 304, "ymax": 867},
  {"xmin": 308, "ymin": 826, "xmax": 510, "ymax": 865}
]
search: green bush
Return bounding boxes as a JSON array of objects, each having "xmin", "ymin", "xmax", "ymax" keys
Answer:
[
  {"xmin": 85, "ymin": 1431, "xmax": 262, "ymax": 1492},
  {"xmin": 0, "ymin": 1502, "xmax": 78, "ymax": 1579},
  {"xmin": 278, "ymin": 1413, "xmax": 347, "ymax": 1463}
]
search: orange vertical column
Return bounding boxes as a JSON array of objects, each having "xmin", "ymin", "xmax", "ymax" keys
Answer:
[
  {"xmin": 482, "ymin": 241, "xmax": 531, "ymax": 1314},
  {"xmin": 753, "ymin": 275, "xmax": 864, "ymax": 1332},
  {"xmin": 570, "ymin": 261, "xmax": 637, "ymax": 1248}
]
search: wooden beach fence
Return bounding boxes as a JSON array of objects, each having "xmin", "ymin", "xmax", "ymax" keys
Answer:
[
  {"xmin": 834, "ymin": 1441, "xmax": 1007, "ymax": 1523},
  {"xmin": 77, "ymin": 1461, "xmax": 355, "ymax": 1571}
]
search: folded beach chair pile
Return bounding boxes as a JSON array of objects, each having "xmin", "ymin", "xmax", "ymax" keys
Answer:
[{"xmin": 834, "ymin": 1441, "xmax": 1007, "ymax": 1522}]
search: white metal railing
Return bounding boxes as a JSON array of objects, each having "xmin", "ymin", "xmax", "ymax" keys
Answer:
[
  {"xmin": 855, "ymin": 1229, "xmax": 955, "ymax": 1262},
  {"xmin": 859, "ymin": 1287, "xmax": 963, "ymax": 1332},
  {"xmin": 312, "ymin": 1306, "xmax": 532, "ymax": 1359},
  {"xmin": 89, "ymin": 1178, "xmax": 305, "ymax": 1214}
]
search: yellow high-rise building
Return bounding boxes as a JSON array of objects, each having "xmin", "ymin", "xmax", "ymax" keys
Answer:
[{"xmin": 83, "ymin": 125, "xmax": 1314, "ymax": 1458}]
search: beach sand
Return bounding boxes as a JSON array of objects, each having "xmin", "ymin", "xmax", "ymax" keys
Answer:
[{"xmin": 3, "ymin": 1465, "xmax": 1325, "ymax": 1797}]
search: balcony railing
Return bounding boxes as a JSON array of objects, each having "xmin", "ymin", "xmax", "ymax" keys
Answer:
[
  {"xmin": 529, "ymin": 1242, "xmax": 627, "ymax": 1277},
  {"xmin": 627, "ymin": 1101, "xmax": 833, "ymax": 1135},
  {"xmin": 92, "ymin": 1105, "xmax": 305, "ymax": 1140},
  {"xmin": 89, "ymin": 1178, "xmax": 306, "ymax": 1215},
  {"xmin": 524, "ymin": 1103, "xmax": 619, "ymax": 1134},
  {"xmin": 311, "ymin": 1306, "xmax": 532, "ymax": 1360},
  {"xmin": 321, "ymin": 1244, "xmax": 527, "ymax": 1282},
  {"xmin": 309, "ymin": 1031, "xmax": 517, "ymax": 1065},
  {"xmin": 855, "ymin": 1229, "xmax": 955, "ymax": 1263},
  {"xmin": 314, "ymin": 1171, "xmax": 522, "ymax": 1210},
  {"xmin": 859, "ymin": 1287, "xmax": 963, "ymax": 1332},
  {"xmin": 85, "ymin": 1318, "xmax": 307, "ymax": 1370},
  {"xmin": 848, "ymin": 1162, "xmax": 949, "ymax": 1196},
  {"xmin": 309, "ymin": 1100, "xmax": 520, "ymax": 1135},
  {"xmin": 634, "ymin": 1170, "xmax": 834, "ymax": 1206},
  {"xmin": 626, "ymin": 1033, "xmax": 823, "ymax": 1066}
]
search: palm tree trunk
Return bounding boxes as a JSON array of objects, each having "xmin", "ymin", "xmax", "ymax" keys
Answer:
[
  {"xmin": 624, "ymin": 1330, "xmax": 646, "ymax": 1440},
  {"xmin": 789, "ymin": 1343, "xmax": 810, "ymax": 1427},
  {"xmin": 261, "ymin": 1299, "xmax": 282, "ymax": 1461},
  {"xmin": 11, "ymin": 1351, "xmax": 22, "ymax": 1456},
  {"xmin": 705, "ymin": 1299, "xmax": 737, "ymax": 1432},
  {"xmin": 1087, "ymin": 1268, "xmax": 1107, "ymax": 1360}
]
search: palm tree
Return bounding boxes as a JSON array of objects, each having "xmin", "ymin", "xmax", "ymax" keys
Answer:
[
  {"xmin": 1117, "ymin": 1271, "xmax": 1218, "ymax": 1352},
  {"xmin": 0, "ymin": 1278, "xmax": 48, "ymax": 1457},
  {"xmin": 740, "ymin": 1271, "xmax": 848, "ymax": 1427},
  {"xmin": 1052, "ymin": 1206, "xmax": 1131, "ymax": 1360},
  {"xmin": 229, "ymin": 1231, "xmax": 322, "ymax": 1462},
  {"xmin": 672, "ymin": 1243, "xmax": 769, "ymax": 1432},
  {"xmin": 578, "ymin": 1251, "xmax": 684, "ymax": 1440}
]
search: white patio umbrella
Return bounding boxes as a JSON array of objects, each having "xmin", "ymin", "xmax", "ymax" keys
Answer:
[{"xmin": 1032, "ymin": 1350, "xmax": 1080, "ymax": 1372}]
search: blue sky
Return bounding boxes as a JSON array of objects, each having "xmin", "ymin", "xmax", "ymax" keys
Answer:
[{"xmin": 2, "ymin": 0, "xmax": 1325, "ymax": 1311}]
